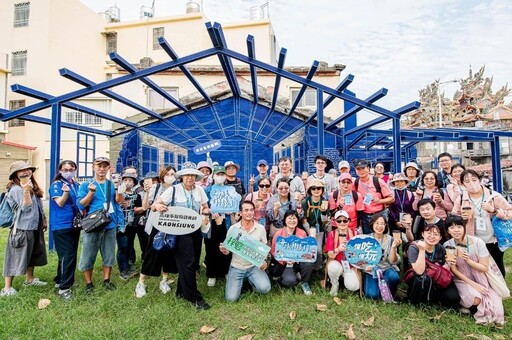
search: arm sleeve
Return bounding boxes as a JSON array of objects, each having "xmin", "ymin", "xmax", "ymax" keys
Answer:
[
  {"xmin": 159, "ymin": 185, "xmax": 175, "ymax": 205},
  {"xmin": 407, "ymin": 244, "xmax": 419, "ymax": 264},
  {"xmin": 49, "ymin": 181, "xmax": 63, "ymax": 200}
]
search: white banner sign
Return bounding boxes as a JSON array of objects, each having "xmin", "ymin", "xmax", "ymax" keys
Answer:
[{"xmin": 149, "ymin": 206, "xmax": 202, "ymax": 235}]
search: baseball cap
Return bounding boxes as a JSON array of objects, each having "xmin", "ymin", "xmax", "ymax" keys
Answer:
[
  {"xmin": 334, "ymin": 210, "xmax": 350, "ymax": 220},
  {"xmin": 257, "ymin": 159, "xmax": 268, "ymax": 166},
  {"xmin": 338, "ymin": 160, "xmax": 350, "ymax": 170},
  {"xmin": 354, "ymin": 160, "xmax": 369, "ymax": 168},
  {"xmin": 338, "ymin": 173, "xmax": 353, "ymax": 182},
  {"xmin": 94, "ymin": 156, "xmax": 110, "ymax": 165}
]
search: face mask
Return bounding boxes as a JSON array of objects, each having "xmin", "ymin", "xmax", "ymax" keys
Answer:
[
  {"xmin": 465, "ymin": 181, "xmax": 481, "ymax": 194},
  {"xmin": 214, "ymin": 175, "xmax": 226, "ymax": 184},
  {"xmin": 164, "ymin": 175, "xmax": 175, "ymax": 185},
  {"xmin": 124, "ymin": 182, "xmax": 134, "ymax": 190},
  {"xmin": 61, "ymin": 171, "xmax": 75, "ymax": 180},
  {"xmin": 394, "ymin": 185, "xmax": 406, "ymax": 191}
]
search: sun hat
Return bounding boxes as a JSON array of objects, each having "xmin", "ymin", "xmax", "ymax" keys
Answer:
[
  {"xmin": 213, "ymin": 165, "xmax": 226, "ymax": 175},
  {"xmin": 121, "ymin": 172, "xmax": 138, "ymax": 182},
  {"xmin": 390, "ymin": 173, "xmax": 411, "ymax": 184},
  {"xmin": 9, "ymin": 161, "xmax": 37, "ymax": 180},
  {"xmin": 197, "ymin": 161, "xmax": 213, "ymax": 173},
  {"xmin": 404, "ymin": 162, "xmax": 420, "ymax": 171},
  {"xmin": 224, "ymin": 161, "xmax": 240, "ymax": 172},
  {"xmin": 175, "ymin": 161, "xmax": 204, "ymax": 180},
  {"xmin": 338, "ymin": 160, "xmax": 350, "ymax": 170},
  {"xmin": 144, "ymin": 171, "xmax": 159, "ymax": 179}
]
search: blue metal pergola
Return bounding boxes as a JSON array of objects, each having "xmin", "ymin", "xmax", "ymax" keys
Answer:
[{"xmin": 0, "ymin": 21, "xmax": 507, "ymax": 195}]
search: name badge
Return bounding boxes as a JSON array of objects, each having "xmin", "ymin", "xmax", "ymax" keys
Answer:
[
  {"xmin": 259, "ymin": 217, "xmax": 266, "ymax": 226},
  {"xmin": 475, "ymin": 217, "xmax": 486, "ymax": 231},
  {"xmin": 342, "ymin": 260, "xmax": 351, "ymax": 272},
  {"xmin": 344, "ymin": 194, "xmax": 353, "ymax": 206},
  {"xmin": 399, "ymin": 212, "xmax": 405, "ymax": 222},
  {"xmin": 363, "ymin": 193, "xmax": 373, "ymax": 205}
]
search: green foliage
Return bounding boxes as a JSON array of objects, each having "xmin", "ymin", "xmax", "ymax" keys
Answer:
[{"xmin": 0, "ymin": 228, "xmax": 510, "ymax": 339}]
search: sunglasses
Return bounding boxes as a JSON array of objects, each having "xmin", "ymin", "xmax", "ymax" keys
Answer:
[
  {"xmin": 259, "ymin": 184, "xmax": 271, "ymax": 188},
  {"xmin": 341, "ymin": 180, "xmax": 351, "ymax": 184},
  {"xmin": 336, "ymin": 219, "xmax": 349, "ymax": 223},
  {"xmin": 310, "ymin": 187, "xmax": 322, "ymax": 191}
]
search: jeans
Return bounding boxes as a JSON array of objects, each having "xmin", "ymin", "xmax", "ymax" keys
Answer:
[
  {"xmin": 364, "ymin": 268, "xmax": 400, "ymax": 300},
  {"xmin": 117, "ymin": 231, "xmax": 129, "ymax": 273},
  {"xmin": 225, "ymin": 265, "xmax": 271, "ymax": 302},
  {"xmin": 78, "ymin": 228, "xmax": 116, "ymax": 271}
]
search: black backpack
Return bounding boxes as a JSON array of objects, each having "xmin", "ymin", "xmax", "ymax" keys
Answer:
[{"xmin": 354, "ymin": 176, "xmax": 382, "ymax": 194}]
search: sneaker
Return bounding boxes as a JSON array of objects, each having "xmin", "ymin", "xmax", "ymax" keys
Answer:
[
  {"xmin": 459, "ymin": 307, "xmax": 471, "ymax": 315},
  {"xmin": 23, "ymin": 278, "xmax": 47, "ymax": 287},
  {"xmin": 0, "ymin": 287, "xmax": 17, "ymax": 297},
  {"xmin": 58, "ymin": 289, "xmax": 72, "ymax": 301},
  {"xmin": 54, "ymin": 283, "xmax": 60, "ymax": 288},
  {"xmin": 193, "ymin": 300, "xmax": 211, "ymax": 310},
  {"xmin": 330, "ymin": 283, "xmax": 339, "ymax": 297},
  {"xmin": 301, "ymin": 282, "xmax": 312, "ymax": 296},
  {"xmin": 207, "ymin": 278, "xmax": 216, "ymax": 287},
  {"xmin": 85, "ymin": 282, "xmax": 94, "ymax": 295},
  {"xmin": 119, "ymin": 271, "xmax": 131, "ymax": 281},
  {"xmin": 135, "ymin": 282, "xmax": 147, "ymax": 298},
  {"xmin": 103, "ymin": 280, "xmax": 117, "ymax": 290},
  {"xmin": 159, "ymin": 279, "xmax": 171, "ymax": 294}
]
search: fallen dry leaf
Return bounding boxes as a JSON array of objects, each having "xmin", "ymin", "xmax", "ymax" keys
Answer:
[
  {"xmin": 238, "ymin": 326, "xmax": 248, "ymax": 330},
  {"xmin": 428, "ymin": 311, "xmax": 446, "ymax": 321},
  {"xmin": 316, "ymin": 304, "xmax": 328, "ymax": 312},
  {"xmin": 238, "ymin": 335, "xmax": 254, "ymax": 340},
  {"xmin": 289, "ymin": 311, "xmax": 296, "ymax": 320},
  {"xmin": 199, "ymin": 325, "xmax": 216, "ymax": 334},
  {"xmin": 345, "ymin": 324, "xmax": 356, "ymax": 339},
  {"xmin": 405, "ymin": 336, "xmax": 412, "ymax": 340},
  {"xmin": 333, "ymin": 297, "xmax": 342, "ymax": 305},
  {"xmin": 37, "ymin": 298, "xmax": 51, "ymax": 310},
  {"xmin": 361, "ymin": 316, "xmax": 375, "ymax": 327},
  {"xmin": 166, "ymin": 278, "xmax": 175, "ymax": 284}
]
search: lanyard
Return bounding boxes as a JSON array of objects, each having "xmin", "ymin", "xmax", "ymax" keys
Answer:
[
  {"xmin": 182, "ymin": 184, "xmax": 194, "ymax": 209},
  {"xmin": 468, "ymin": 191, "xmax": 484, "ymax": 216},
  {"xmin": 396, "ymin": 189, "xmax": 406, "ymax": 212},
  {"xmin": 426, "ymin": 245, "xmax": 436, "ymax": 261},
  {"xmin": 94, "ymin": 180, "xmax": 107, "ymax": 201}
]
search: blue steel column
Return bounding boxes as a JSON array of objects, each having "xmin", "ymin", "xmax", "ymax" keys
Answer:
[
  {"xmin": 392, "ymin": 117, "xmax": 401, "ymax": 173},
  {"xmin": 490, "ymin": 136, "xmax": 502, "ymax": 192},
  {"xmin": 48, "ymin": 103, "xmax": 62, "ymax": 251},
  {"xmin": 317, "ymin": 88, "xmax": 324, "ymax": 154}
]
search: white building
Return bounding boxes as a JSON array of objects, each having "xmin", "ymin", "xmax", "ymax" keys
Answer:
[{"xmin": 0, "ymin": 0, "xmax": 344, "ymax": 194}]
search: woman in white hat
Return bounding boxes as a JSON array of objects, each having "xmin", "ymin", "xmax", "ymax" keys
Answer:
[
  {"xmin": 404, "ymin": 162, "xmax": 421, "ymax": 193},
  {"xmin": 1, "ymin": 161, "xmax": 47, "ymax": 297},
  {"xmin": 151, "ymin": 162, "xmax": 211, "ymax": 310},
  {"xmin": 387, "ymin": 173, "xmax": 415, "ymax": 241}
]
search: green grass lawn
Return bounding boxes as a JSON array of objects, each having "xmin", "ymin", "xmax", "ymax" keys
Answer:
[{"xmin": 0, "ymin": 228, "xmax": 511, "ymax": 339}]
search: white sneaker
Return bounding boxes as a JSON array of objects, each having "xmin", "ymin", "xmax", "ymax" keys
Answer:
[
  {"xmin": 207, "ymin": 278, "xmax": 216, "ymax": 287},
  {"xmin": 135, "ymin": 282, "xmax": 147, "ymax": 298},
  {"xmin": 0, "ymin": 287, "xmax": 17, "ymax": 297},
  {"xmin": 330, "ymin": 283, "xmax": 339, "ymax": 297},
  {"xmin": 159, "ymin": 279, "xmax": 171, "ymax": 294},
  {"xmin": 23, "ymin": 278, "xmax": 47, "ymax": 287}
]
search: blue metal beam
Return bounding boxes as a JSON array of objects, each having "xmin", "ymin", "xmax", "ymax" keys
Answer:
[
  {"xmin": 392, "ymin": 118, "xmax": 401, "ymax": 173},
  {"xmin": 347, "ymin": 131, "xmax": 367, "ymax": 149},
  {"xmin": 22, "ymin": 113, "xmax": 112, "ymax": 136},
  {"xmin": 10, "ymin": 84, "xmax": 138, "ymax": 128},
  {"xmin": 206, "ymin": 22, "xmax": 240, "ymax": 97},
  {"xmin": 109, "ymin": 52, "xmax": 188, "ymax": 112},
  {"xmin": 326, "ymin": 88, "xmax": 388, "ymax": 130},
  {"xmin": 246, "ymin": 35, "xmax": 258, "ymax": 104},
  {"xmin": 317, "ymin": 88, "xmax": 324, "ymax": 154},
  {"xmin": 48, "ymin": 103, "xmax": 62, "ymax": 251},
  {"xmin": 490, "ymin": 136, "xmax": 503, "ymax": 192},
  {"xmin": 365, "ymin": 136, "xmax": 387, "ymax": 149},
  {"xmin": 345, "ymin": 116, "xmax": 389, "ymax": 136},
  {"xmin": 1, "ymin": 47, "xmax": 219, "ymax": 121},
  {"xmin": 158, "ymin": 36, "xmax": 213, "ymax": 105}
]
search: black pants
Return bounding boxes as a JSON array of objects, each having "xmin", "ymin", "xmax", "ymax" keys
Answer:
[
  {"xmin": 486, "ymin": 242, "xmax": 505, "ymax": 278},
  {"xmin": 128, "ymin": 224, "xmax": 148, "ymax": 265},
  {"xmin": 172, "ymin": 230, "xmax": 205, "ymax": 303},
  {"xmin": 53, "ymin": 228, "xmax": 81, "ymax": 290},
  {"xmin": 407, "ymin": 274, "xmax": 460, "ymax": 309}
]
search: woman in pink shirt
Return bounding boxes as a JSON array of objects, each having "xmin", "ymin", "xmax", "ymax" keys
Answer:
[
  {"xmin": 244, "ymin": 177, "xmax": 272, "ymax": 230},
  {"xmin": 329, "ymin": 173, "xmax": 364, "ymax": 233}
]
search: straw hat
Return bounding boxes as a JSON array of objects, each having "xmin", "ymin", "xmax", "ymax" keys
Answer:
[
  {"xmin": 9, "ymin": 161, "xmax": 37, "ymax": 180},
  {"xmin": 175, "ymin": 161, "xmax": 204, "ymax": 180}
]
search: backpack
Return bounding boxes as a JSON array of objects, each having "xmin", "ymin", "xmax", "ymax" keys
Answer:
[
  {"xmin": 0, "ymin": 191, "xmax": 17, "ymax": 228},
  {"xmin": 354, "ymin": 176, "xmax": 382, "ymax": 195}
]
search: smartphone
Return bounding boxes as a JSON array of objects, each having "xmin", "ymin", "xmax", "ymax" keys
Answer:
[{"xmin": 271, "ymin": 165, "xmax": 278, "ymax": 174}]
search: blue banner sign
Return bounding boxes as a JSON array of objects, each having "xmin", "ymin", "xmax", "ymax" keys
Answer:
[
  {"xmin": 193, "ymin": 140, "xmax": 222, "ymax": 155},
  {"xmin": 345, "ymin": 235, "xmax": 382, "ymax": 270},
  {"xmin": 274, "ymin": 235, "xmax": 317, "ymax": 263},
  {"xmin": 224, "ymin": 227, "xmax": 270, "ymax": 267},
  {"xmin": 209, "ymin": 185, "xmax": 242, "ymax": 213}
]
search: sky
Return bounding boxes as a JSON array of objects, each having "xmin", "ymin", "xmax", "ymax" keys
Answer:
[{"xmin": 80, "ymin": 0, "xmax": 512, "ymax": 115}]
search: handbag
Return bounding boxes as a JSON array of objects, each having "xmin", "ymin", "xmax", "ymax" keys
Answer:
[
  {"xmin": 153, "ymin": 231, "xmax": 177, "ymax": 250},
  {"xmin": 473, "ymin": 239, "xmax": 510, "ymax": 299},
  {"xmin": 403, "ymin": 259, "xmax": 452, "ymax": 289},
  {"xmin": 376, "ymin": 269, "xmax": 394, "ymax": 302},
  {"xmin": 81, "ymin": 180, "xmax": 112, "ymax": 233},
  {"xmin": 491, "ymin": 216, "xmax": 512, "ymax": 251}
]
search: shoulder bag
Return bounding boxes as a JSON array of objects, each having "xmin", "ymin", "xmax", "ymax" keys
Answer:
[{"xmin": 82, "ymin": 180, "xmax": 112, "ymax": 233}]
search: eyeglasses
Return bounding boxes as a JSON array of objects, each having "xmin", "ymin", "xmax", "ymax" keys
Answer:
[
  {"xmin": 60, "ymin": 168, "xmax": 75, "ymax": 173},
  {"xmin": 341, "ymin": 180, "xmax": 351, "ymax": 184},
  {"xmin": 424, "ymin": 231, "xmax": 440, "ymax": 237},
  {"xmin": 424, "ymin": 177, "xmax": 436, "ymax": 181},
  {"xmin": 310, "ymin": 187, "xmax": 322, "ymax": 191},
  {"xmin": 259, "ymin": 184, "xmax": 271, "ymax": 188},
  {"xmin": 277, "ymin": 187, "xmax": 289, "ymax": 191},
  {"xmin": 336, "ymin": 219, "xmax": 349, "ymax": 223},
  {"xmin": 315, "ymin": 161, "xmax": 326, "ymax": 165}
]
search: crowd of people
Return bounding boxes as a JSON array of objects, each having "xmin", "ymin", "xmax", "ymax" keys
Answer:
[{"xmin": 0, "ymin": 153, "xmax": 509, "ymax": 327}]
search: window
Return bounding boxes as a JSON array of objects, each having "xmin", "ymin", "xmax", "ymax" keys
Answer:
[
  {"xmin": 8, "ymin": 100, "xmax": 25, "ymax": 127},
  {"xmin": 142, "ymin": 145, "xmax": 159, "ymax": 175},
  {"xmin": 290, "ymin": 88, "xmax": 316, "ymax": 108},
  {"xmin": 11, "ymin": 50, "xmax": 27, "ymax": 76},
  {"xmin": 106, "ymin": 33, "xmax": 117, "ymax": 54},
  {"xmin": 153, "ymin": 27, "xmax": 164, "ymax": 50},
  {"xmin": 164, "ymin": 150, "xmax": 174, "ymax": 166},
  {"xmin": 13, "ymin": 2, "xmax": 30, "ymax": 27},
  {"xmin": 177, "ymin": 154, "xmax": 187, "ymax": 168},
  {"xmin": 65, "ymin": 111, "xmax": 102, "ymax": 126},
  {"xmin": 294, "ymin": 143, "xmax": 305, "ymax": 173},
  {"xmin": 148, "ymin": 87, "xmax": 178, "ymax": 110},
  {"xmin": 77, "ymin": 132, "xmax": 96, "ymax": 178}
]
